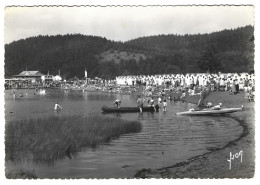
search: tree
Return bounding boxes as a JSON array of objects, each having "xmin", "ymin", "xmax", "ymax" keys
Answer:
[{"xmin": 197, "ymin": 45, "xmax": 223, "ymax": 73}]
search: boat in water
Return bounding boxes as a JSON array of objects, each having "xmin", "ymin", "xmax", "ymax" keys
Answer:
[
  {"xmin": 102, "ymin": 105, "xmax": 159, "ymax": 113},
  {"xmin": 176, "ymin": 107, "xmax": 244, "ymax": 116}
]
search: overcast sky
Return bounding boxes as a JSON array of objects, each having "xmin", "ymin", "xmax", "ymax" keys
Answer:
[{"xmin": 4, "ymin": 6, "xmax": 254, "ymax": 44}]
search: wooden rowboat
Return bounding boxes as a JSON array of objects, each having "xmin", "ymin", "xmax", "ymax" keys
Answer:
[{"xmin": 102, "ymin": 105, "xmax": 159, "ymax": 113}]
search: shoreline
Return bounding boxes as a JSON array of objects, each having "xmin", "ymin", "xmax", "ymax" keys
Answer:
[{"xmin": 134, "ymin": 91, "xmax": 255, "ymax": 178}]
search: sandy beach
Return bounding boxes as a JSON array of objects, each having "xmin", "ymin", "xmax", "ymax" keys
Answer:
[{"xmin": 135, "ymin": 91, "xmax": 255, "ymax": 178}]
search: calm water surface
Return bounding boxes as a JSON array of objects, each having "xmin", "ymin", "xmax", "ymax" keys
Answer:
[{"xmin": 5, "ymin": 89, "xmax": 243, "ymax": 178}]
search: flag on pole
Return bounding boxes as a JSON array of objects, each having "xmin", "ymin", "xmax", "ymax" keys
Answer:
[{"xmin": 85, "ymin": 69, "xmax": 87, "ymax": 78}]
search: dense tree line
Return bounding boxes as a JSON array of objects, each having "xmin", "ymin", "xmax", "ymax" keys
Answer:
[{"xmin": 4, "ymin": 26, "xmax": 254, "ymax": 79}]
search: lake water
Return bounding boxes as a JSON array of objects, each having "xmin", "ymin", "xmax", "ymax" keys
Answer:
[{"xmin": 5, "ymin": 89, "xmax": 243, "ymax": 178}]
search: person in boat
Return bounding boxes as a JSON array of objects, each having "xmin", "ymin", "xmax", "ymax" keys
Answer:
[
  {"xmin": 162, "ymin": 99, "xmax": 167, "ymax": 112},
  {"xmin": 114, "ymin": 99, "xmax": 121, "ymax": 108},
  {"xmin": 54, "ymin": 102, "xmax": 62, "ymax": 110},
  {"xmin": 212, "ymin": 103, "xmax": 222, "ymax": 110},
  {"xmin": 189, "ymin": 108, "xmax": 195, "ymax": 112},
  {"xmin": 206, "ymin": 102, "xmax": 213, "ymax": 108},
  {"xmin": 137, "ymin": 96, "xmax": 144, "ymax": 113}
]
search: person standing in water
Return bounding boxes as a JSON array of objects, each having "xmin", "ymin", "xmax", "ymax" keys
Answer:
[
  {"xmin": 197, "ymin": 89, "xmax": 205, "ymax": 107},
  {"xmin": 54, "ymin": 102, "xmax": 62, "ymax": 110},
  {"xmin": 150, "ymin": 97, "xmax": 156, "ymax": 111},
  {"xmin": 12, "ymin": 91, "xmax": 16, "ymax": 100},
  {"xmin": 163, "ymin": 99, "xmax": 167, "ymax": 112},
  {"xmin": 180, "ymin": 90, "xmax": 186, "ymax": 99},
  {"xmin": 158, "ymin": 96, "xmax": 162, "ymax": 106},
  {"xmin": 137, "ymin": 96, "xmax": 144, "ymax": 113}
]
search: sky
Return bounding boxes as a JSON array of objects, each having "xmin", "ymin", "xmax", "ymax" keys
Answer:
[{"xmin": 4, "ymin": 6, "xmax": 254, "ymax": 44}]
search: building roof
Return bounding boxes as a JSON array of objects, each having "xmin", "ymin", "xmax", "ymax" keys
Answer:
[{"xmin": 14, "ymin": 71, "xmax": 45, "ymax": 77}]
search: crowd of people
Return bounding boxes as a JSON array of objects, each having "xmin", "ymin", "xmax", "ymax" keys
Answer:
[
  {"xmin": 4, "ymin": 79, "xmax": 61, "ymax": 89},
  {"xmin": 116, "ymin": 72, "xmax": 255, "ymax": 91},
  {"xmin": 116, "ymin": 73, "xmax": 254, "ymax": 96},
  {"xmin": 113, "ymin": 72, "xmax": 255, "ymax": 112}
]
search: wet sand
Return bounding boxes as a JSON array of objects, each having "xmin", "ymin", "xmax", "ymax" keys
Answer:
[{"xmin": 135, "ymin": 91, "xmax": 255, "ymax": 178}]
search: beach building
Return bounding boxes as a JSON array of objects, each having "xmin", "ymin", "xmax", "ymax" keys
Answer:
[
  {"xmin": 42, "ymin": 74, "xmax": 54, "ymax": 83},
  {"xmin": 13, "ymin": 71, "xmax": 45, "ymax": 83}
]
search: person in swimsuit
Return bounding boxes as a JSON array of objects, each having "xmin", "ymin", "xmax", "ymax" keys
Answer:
[{"xmin": 162, "ymin": 99, "xmax": 167, "ymax": 112}]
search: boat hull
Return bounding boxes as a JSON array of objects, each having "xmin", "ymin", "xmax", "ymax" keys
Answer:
[
  {"xmin": 102, "ymin": 106, "xmax": 158, "ymax": 113},
  {"xmin": 176, "ymin": 108, "xmax": 243, "ymax": 116}
]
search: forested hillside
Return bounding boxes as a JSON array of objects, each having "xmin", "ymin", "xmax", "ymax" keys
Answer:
[{"xmin": 5, "ymin": 26, "xmax": 254, "ymax": 79}]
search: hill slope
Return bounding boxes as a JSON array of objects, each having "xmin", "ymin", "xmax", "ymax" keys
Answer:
[{"xmin": 4, "ymin": 26, "xmax": 254, "ymax": 79}]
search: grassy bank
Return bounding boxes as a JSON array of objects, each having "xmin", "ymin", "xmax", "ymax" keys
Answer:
[
  {"xmin": 5, "ymin": 115, "xmax": 142, "ymax": 166},
  {"xmin": 5, "ymin": 169, "xmax": 37, "ymax": 179}
]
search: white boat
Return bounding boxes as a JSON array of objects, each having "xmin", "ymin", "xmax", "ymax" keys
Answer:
[{"xmin": 176, "ymin": 107, "xmax": 244, "ymax": 116}]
